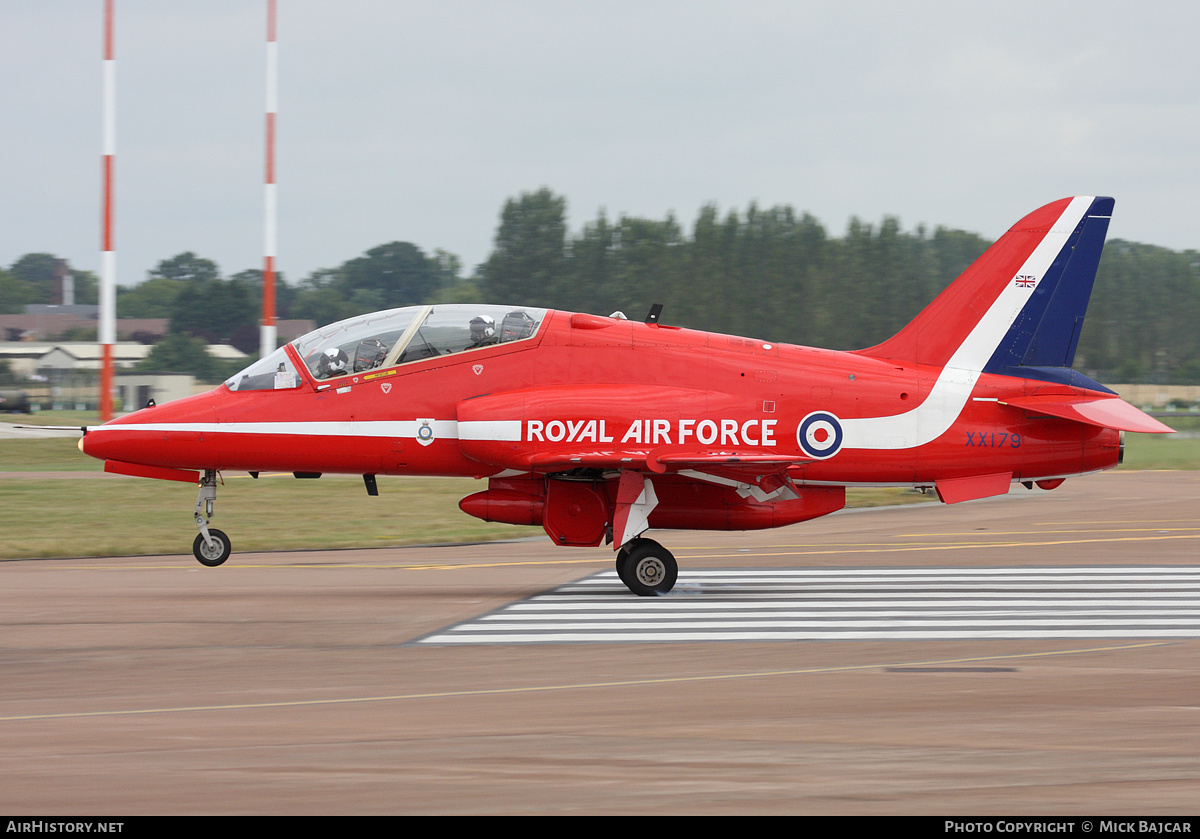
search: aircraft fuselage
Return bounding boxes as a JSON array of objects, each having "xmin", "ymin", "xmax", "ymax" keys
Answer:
[{"xmin": 82, "ymin": 308, "xmax": 1121, "ymax": 486}]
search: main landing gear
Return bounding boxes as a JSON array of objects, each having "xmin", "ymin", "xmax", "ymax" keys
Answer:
[
  {"xmin": 615, "ymin": 537, "xmax": 678, "ymax": 596},
  {"xmin": 182, "ymin": 467, "xmax": 679, "ymax": 593},
  {"xmin": 192, "ymin": 469, "xmax": 232, "ymax": 567}
]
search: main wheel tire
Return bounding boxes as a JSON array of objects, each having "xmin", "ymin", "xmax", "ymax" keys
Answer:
[
  {"xmin": 615, "ymin": 548, "xmax": 632, "ymax": 586},
  {"xmin": 623, "ymin": 539, "xmax": 677, "ymax": 596},
  {"xmin": 193, "ymin": 529, "xmax": 232, "ymax": 567}
]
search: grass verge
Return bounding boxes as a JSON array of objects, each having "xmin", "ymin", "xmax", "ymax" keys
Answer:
[
  {"xmin": 0, "ymin": 474, "xmax": 524, "ymax": 559},
  {"xmin": 1, "ymin": 427, "xmax": 1194, "ymax": 560}
]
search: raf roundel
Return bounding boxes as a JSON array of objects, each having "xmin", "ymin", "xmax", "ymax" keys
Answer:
[{"xmin": 797, "ymin": 411, "xmax": 844, "ymax": 459}]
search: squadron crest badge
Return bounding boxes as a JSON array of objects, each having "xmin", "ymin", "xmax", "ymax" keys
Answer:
[{"xmin": 416, "ymin": 418, "xmax": 435, "ymax": 446}]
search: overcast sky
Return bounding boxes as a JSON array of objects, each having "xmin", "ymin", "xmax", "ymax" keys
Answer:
[{"xmin": 3, "ymin": 1, "xmax": 1198, "ymax": 289}]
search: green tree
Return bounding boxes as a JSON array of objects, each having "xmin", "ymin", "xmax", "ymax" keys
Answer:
[
  {"xmin": 169, "ymin": 277, "xmax": 258, "ymax": 353},
  {"xmin": 118, "ymin": 252, "xmax": 222, "ymax": 319},
  {"xmin": 480, "ymin": 188, "xmax": 569, "ymax": 303},
  {"xmin": 128, "ymin": 252, "xmax": 260, "ymax": 353},
  {"xmin": 432, "ymin": 249, "xmax": 463, "ymax": 290},
  {"xmin": 3, "ymin": 254, "xmax": 97, "ymax": 309},
  {"xmin": 1078, "ymin": 241, "xmax": 1200, "ymax": 382},
  {"xmin": 603, "ymin": 214, "xmax": 686, "ymax": 320},
  {"xmin": 0, "ymin": 269, "xmax": 37, "ymax": 314},
  {"xmin": 148, "ymin": 252, "xmax": 220, "ymax": 284},
  {"xmin": 69, "ymin": 268, "xmax": 99, "ymax": 305},
  {"xmin": 562, "ymin": 211, "xmax": 614, "ymax": 314},
  {"xmin": 8, "ymin": 253, "xmax": 59, "ymax": 303},
  {"xmin": 117, "ymin": 276, "xmax": 185, "ymax": 318},
  {"xmin": 682, "ymin": 205, "xmax": 734, "ymax": 334},
  {"xmin": 229, "ymin": 268, "xmax": 296, "ymax": 320},
  {"xmin": 288, "ymin": 268, "xmax": 366, "ymax": 327},
  {"xmin": 341, "ymin": 241, "xmax": 441, "ymax": 309}
]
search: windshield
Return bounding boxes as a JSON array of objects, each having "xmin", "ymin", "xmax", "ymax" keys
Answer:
[{"xmin": 224, "ymin": 345, "xmax": 302, "ymax": 391}]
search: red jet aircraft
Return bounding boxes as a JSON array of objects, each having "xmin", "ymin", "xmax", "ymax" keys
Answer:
[{"xmin": 80, "ymin": 196, "xmax": 1173, "ymax": 595}]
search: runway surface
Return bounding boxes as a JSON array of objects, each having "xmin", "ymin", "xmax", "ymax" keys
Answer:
[{"xmin": 1, "ymin": 470, "xmax": 1198, "ymax": 814}]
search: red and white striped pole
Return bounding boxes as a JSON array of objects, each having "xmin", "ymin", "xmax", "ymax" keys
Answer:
[
  {"xmin": 99, "ymin": 0, "xmax": 116, "ymax": 420},
  {"xmin": 260, "ymin": 0, "xmax": 278, "ymax": 357}
]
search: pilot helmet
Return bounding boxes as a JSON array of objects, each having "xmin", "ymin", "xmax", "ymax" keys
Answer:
[
  {"xmin": 470, "ymin": 315, "xmax": 495, "ymax": 343},
  {"xmin": 316, "ymin": 346, "xmax": 349, "ymax": 377}
]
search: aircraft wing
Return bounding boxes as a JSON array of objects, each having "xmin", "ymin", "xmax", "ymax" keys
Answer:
[
  {"xmin": 525, "ymin": 448, "xmax": 813, "ymax": 511},
  {"xmin": 1000, "ymin": 394, "xmax": 1174, "ymax": 434},
  {"xmin": 526, "ymin": 448, "xmax": 811, "ymax": 474}
]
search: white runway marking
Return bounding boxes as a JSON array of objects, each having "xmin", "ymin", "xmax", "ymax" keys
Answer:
[{"xmin": 414, "ymin": 566, "xmax": 1200, "ymax": 645}]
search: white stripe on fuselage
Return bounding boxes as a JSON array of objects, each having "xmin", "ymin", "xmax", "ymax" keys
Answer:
[
  {"xmin": 840, "ymin": 196, "xmax": 1092, "ymax": 451},
  {"xmin": 88, "ymin": 420, "xmax": 519, "ymax": 440}
]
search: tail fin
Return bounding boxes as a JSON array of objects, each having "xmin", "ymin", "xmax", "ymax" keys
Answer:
[{"xmin": 857, "ymin": 196, "xmax": 1113, "ymax": 387}]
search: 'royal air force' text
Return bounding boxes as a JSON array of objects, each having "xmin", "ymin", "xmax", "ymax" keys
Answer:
[{"xmin": 526, "ymin": 419, "xmax": 778, "ymax": 447}]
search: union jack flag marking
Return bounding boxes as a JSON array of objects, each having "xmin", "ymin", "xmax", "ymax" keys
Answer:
[{"xmin": 1014, "ymin": 275, "xmax": 1037, "ymax": 288}]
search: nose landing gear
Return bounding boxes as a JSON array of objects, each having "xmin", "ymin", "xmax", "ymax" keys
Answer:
[{"xmin": 192, "ymin": 469, "xmax": 232, "ymax": 567}]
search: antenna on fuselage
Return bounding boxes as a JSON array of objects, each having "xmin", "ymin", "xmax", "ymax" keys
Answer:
[{"xmin": 644, "ymin": 303, "xmax": 663, "ymax": 324}]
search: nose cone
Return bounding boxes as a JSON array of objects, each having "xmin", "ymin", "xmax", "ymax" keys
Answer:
[{"xmin": 81, "ymin": 390, "xmax": 223, "ymax": 470}]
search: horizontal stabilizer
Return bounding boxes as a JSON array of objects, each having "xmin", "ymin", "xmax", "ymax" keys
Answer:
[{"xmin": 1000, "ymin": 395, "xmax": 1174, "ymax": 434}]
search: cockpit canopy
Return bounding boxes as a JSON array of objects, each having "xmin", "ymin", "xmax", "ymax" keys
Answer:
[{"xmin": 226, "ymin": 304, "xmax": 547, "ymax": 392}]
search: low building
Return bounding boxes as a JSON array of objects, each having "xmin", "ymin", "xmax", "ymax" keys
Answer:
[
  {"xmin": 0, "ymin": 342, "xmax": 148, "ymax": 379},
  {"xmin": 115, "ymin": 372, "xmax": 197, "ymax": 409},
  {"xmin": 0, "ymin": 340, "xmax": 249, "ymax": 410}
]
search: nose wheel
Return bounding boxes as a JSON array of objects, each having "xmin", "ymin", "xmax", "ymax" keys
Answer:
[
  {"xmin": 192, "ymin": 469, "xmax": 231, "ymax": 567},
  {"xmin": 615, "ymin": 538, "xmax": 677, "ymax": 596},
  {"xmin": 193, "ymin": 528, "xmax": 232, "ymax": 566}
]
